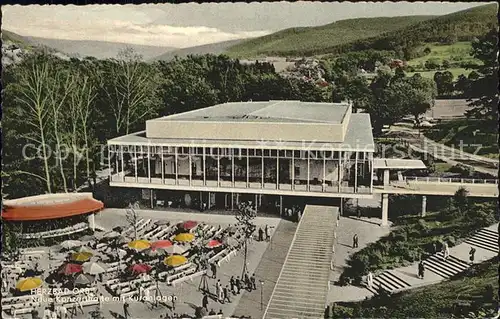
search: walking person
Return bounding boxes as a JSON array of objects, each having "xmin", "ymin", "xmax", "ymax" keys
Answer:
[
  {"xmin": 223, "ymin": 285, "xmax": 231, "ymax": 303},
  {"xmin": 230, "ymin": 276, "xmax": 236, "ymax": 295},
  {"xmin": 215, "ymin": 280, "xmax": 222, "ymax": 302},
  {"xmin": 123, "ymin": 301, "xmax": 130, "ymax": 319},
  {"xmin": 202, "ymin": 294, "xmax": 209, "ymax": 310},
  {"xmin": 258, "ymin": 228, "xmax": 264, "ymax": 242},
  {"xmin": 442, "ymin": 242, "xmax": 450, "ymax": 260},
  {"xmin": 352, "ymin": 234, "xmax": 359, "ymax": 248},
  {"xmin": 244, "ymin": 272, "xmax": 251, "ymax": 291},
  {"xmin": 265, "ymin": 225, "xmax": 270, "ymax": 242},
  {"xmin": 211, "ymin": 263, "xmax": 217, "ymax": 279},
  {"xmin": 366, "ymin": 271, "xmax": 374, "ymax": 289},
  {"xmin": 418, "ymin": 260, "xmax": 425, "ymax": 279},
  {"xmin": 250, "ymin": 274, "xmax": 256, "ymax": 290},
  {"xmin": 469, "ymin": 247, "xmax": 476, "ymax": 264},
  {"xmin": 235, "ymin": 276, "xmax": 241, "ymax": 294}
]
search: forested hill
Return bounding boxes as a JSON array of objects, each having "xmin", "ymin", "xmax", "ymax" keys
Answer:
[{"xmin": 226, "ymin": 4, "xmax": 497, "ymax": 58}]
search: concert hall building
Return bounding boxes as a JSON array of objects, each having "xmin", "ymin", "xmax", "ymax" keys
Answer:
[{"xmin": 107, "ymin": 100, "xmax": 375, "ymax": 215}]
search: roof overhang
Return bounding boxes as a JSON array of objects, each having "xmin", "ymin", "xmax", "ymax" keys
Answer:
[{"xmin": 373, "ymin": 158, "xmax": 427, "ymax": 170}]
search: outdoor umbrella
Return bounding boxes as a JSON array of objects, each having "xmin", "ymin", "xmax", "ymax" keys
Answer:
[
  {"xmin": 74, "ymin": 273, "xmax": 95, "ymax": 286},
  {"xmin": 180, "ymin": 220, "xmax": 198, "ymax": 230},
  {"xmin": 58, "ymin": 263, "xmax": 83, "ymax": 276},
  {"xmin": 155, "ymin": 220, "xmax": 170, "ymax": 226},
  {"xmin": 163, "ymin": 255, "xmax": 187, "ymax": 267},
  {"xmin": 173, "ymin": 233, "xmax": 195, "ymax": 243},
  {"xmin": 165, "ymin": 245, "xmax": 186, "ymax": 255},
  {"xmin": 74, "ymin": 246, "xmax": 94, "ymax": 254},
  {"xmin": 151, "ymin": 240, "xmax": 173, "ymax": 250},
  {"xmin": 60, "ymin": 240, "xmax": 83, "ymax": 250},
  {"xmin": 70, "ymin": 252, "xmax": 93, "ymax": 262},
  {"xmin": 129, "ymin": 264, "xmax": 152, "ymax": 275},
  {"xmin": 142, "ymin": 247, "xmax": 165, "ymax": 257},
  {"xmin": 206, "ymin": 239, "xmax": 222, "ymax": 249},
  {"xmin": 82, "ymin": 261, "xmax": 107, "ymax": 275},
  {"xmin": 16, "ymin": 277, "xmax": 43, "ymax": 292},
  {"xmin": 103, "ymin": 231, "xmax": 121, "ymax": 239},
  {"xmin": 127, "ymin": 240, "xmax": 151, "ymax": 251}
]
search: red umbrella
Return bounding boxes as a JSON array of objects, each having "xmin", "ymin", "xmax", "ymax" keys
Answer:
[
  {"xmin": 180, "ymin": 220, "xmax": 198, "ymax": 230},
  {"xmin": 206, "ymin": 239, "xmax": 222, "ymax": 249},
  {"xmin": 129, "ymin": 264, "xmax": 152, "ymax": 275},
  {"xmin": 151, "ymin": 240, "xmax": 173, "ymax": 250},
  {"xmin": 58, "ymin": 263, "xmax": 83, "ymax": 276}
]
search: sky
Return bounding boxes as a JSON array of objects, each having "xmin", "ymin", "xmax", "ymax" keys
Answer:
[{"xmin": 2, "ymin": 2, "xmax": 490, "ymax": 49}]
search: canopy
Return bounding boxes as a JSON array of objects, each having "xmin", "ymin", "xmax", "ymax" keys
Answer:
[
  {"xmin": 70, "ymin": 252, "xmax": 93, "ymax": 262},
  {"xmin": 174, "ymin": 233, "xmax": 195, "ymax": 243},
  {"xmin": 164, "ymin": 255, "xmax": 187, "ymax": 267},
  {"xmin": 74, "ymin": 273, "xmax": 95, "ymax": 286},
  {"xmin": 129, "ymin": 264, "xmax": 152, "ymax": 274},
  {"xmin": 16, "ymin": 277, "xmax": 43, "ymax": 292},
  {"xmin": 82, "ymin": 261, "xmax": 107, "ymax": 275},
  {"xmin": 206, "ymin": 239, "xmax": 222, "ymax": 249},
  {"xmin": 128, "ymin": 240, "xmax": 151, "ymax": 251},
  {"xmin": 2, "ymin": 198, "xmax": 104, "ymax": 221},
  {"xmin": 143, "ymin": 247, "xmax": 165, "ymax": 257},
  {"xmin": 58, "ymin": 263, "xmax": 83, "ymax": 276},
  {"xmin": 165, "ymin": 245, "xmax": 186, "ymax": 255},
  {"xmin": 180, "ymin": 220, "xmax": 198, "ymax": 230},
  {"xmin": 151, "ymin": 240, "xmax": 173, "ymax": 250}
]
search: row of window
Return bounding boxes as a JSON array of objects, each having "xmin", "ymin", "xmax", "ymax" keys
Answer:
[{"xmin": 109, "ymin": 145, "xmax": 371, "ymax": 160}]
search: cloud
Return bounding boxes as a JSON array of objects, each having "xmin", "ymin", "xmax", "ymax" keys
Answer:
[{"xmin": 2, "ymin": 5, "xmax": 270, "ymax": 48}]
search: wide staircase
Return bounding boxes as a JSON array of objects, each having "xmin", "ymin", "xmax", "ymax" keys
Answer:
[
  {"xmin": 367, "ymin": 225, "xmax": 499, "ymax": 295},
  {"xmin": 263, "ymin": 205, "xmax": 337, "ymax": 319}
]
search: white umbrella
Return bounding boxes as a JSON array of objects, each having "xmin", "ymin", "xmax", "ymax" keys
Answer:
[
  {"xmin": 74, "ymin": 273, "xmax": 95, "ymax": 286},
  {"xmin": 82, "ymin": 261, "xmax": 107, "ymax": 275},
  {"xmin": 143, "ymin": 247, "xmax": 166, "ymax": 257},
  {"xmin": 103, "ymin": 231, "xmax": 121, "ymax": 239},
  {"xmin": 60, "ymin": 240, "xmax": 83, "ymax": 250},
  {"xmin": 165, "ymin": 245, "xmax": 186, "ymax": 255},
  {"xmin": 74, "ymin": 246, "xmax": 95, "ymax": 254}
]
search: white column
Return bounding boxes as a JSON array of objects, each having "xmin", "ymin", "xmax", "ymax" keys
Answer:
[
  {"xmin": 291, "ymin": 151, "xmax": 295, "ymax": 190},
  {"xmin": 255, "ymin": 194, "xmax": 258, "ymax": 211},
  {"xmin": 208, "ymin": 191, "xmax": 211, "ymax": 209},
  {"xmin": 354, "ymin": 152, "xmax": 358, "ymax": 192},
  {"xmin": 175, "ymin": 147, "xmax": 178, "ymax": 185},
  {"xmin": 421, "ymin": 195, "xmax": 427, "ymax": 217},
  {"xmin": 134, "ymin": 146, "xmax": 138, "ymax": 182},
  {"xmin": 217, "ymin": 149, "xmax": 220, "ymax": 187},
  {"xmin": 203, "ymin": 147, "xmax": 206, "ymax": 186},
  {"xmin": 189, "ymin": 150, "xmax": 192, "ymax": 186},
  {"xmin": 231, "ymin": 193, "xmax": 234, "ymax": 210},
  {"xmin": 307, "ymin": 153, "xmax": 310, "ymax": 191},
  {"xmin": 338, "ymin": 151, "xmax": 341, "ymax": 192},
  {"xmin": 261, "ymin": 151, "xmax": 264, "ymax": 188},
  {"xmin": 150, "ymin": 189, "xmax": 154, "ymax": 208},
  {"xmin": 381, "ymin": 193, "xmax": 389, "ymax": 226},
  {"xmin": 147, "ymin": 146, "xmax": 151, "ymax": 183},
  {"xmin": 383, "ymin": 169, "xmax": 390, "ymax": 186},
  {"xmin": 370, "ymin": 153, "xmax": 374, "ymax": 192},
  {"xmin": 246, "ymin": 149, "xmax": 249, "ymax": 188},
  {"xmin": 120, "ymin": 145, "xmax": 125, "ymax": 182},
  {"xmin": 279, "ymin": 196, "xmax": 283, "ymax": 216},
  {"xmin": 87, "ymin": 214, "xmax": 95, "ymax": 231},
  {"xmin": 161, "ymin": 146, "xmax": 164, "ymax": 184},
  {"xmin": 232, "ymin": 150, "xmax": 235, "ymax": 186},
  {"xmin": 323, "ymin": 152, "xmax": 326, "ymax": 192},
  {"xmin": 108, "ymin": 146, "xmax": 111, "ymax": 181},
  {"xmin": 114, "ymin": 146, "xmax": 118, "ymax": 177},
  {"xmin": 276, "ymin": 151, "xmax": 279, "ymax": 189}
]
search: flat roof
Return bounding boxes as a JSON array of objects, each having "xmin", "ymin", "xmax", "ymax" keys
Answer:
[
  {"xmin": 109, "ymin": 113, "xmax": 375, "ymax": 151},
  {"xmin": 159, "ymin": 100, "xmax": 351, "ymax": 124},
  {"xmin": 373, "ymin": 159, "xmax": 427, "ymax": 169}
]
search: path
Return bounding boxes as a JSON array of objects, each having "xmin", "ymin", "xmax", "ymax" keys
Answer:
[{"xmin": 232, "ymin": 220, "xmax": 297, "ymax": 318}]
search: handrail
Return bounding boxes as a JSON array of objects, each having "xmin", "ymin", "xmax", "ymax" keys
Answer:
[{"xmin": 402, "ymin": 176, "xmax": 498, "ymax": 184}]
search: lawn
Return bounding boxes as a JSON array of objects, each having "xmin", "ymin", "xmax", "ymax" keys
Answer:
[
  {"xmin": 407, "ymin": 67, "xmax": 473, "ymax": 79},
  {"xmin": 434, "ymin": 162, "xmax": 453, "ymax": 174},
  {"xmin": 331, "ymin": 257, "xmax": 499, "ymax": 318},
  {"xmin": 407, "ymin": 42, "xmax": 478, "ymax": 67},
  {"xmin": 424, "ymin": 119, "xmax": 499, "ymax": 156},
  {"xmin": 338, "ymin": 196, "xmax": 496, "ymax": 286}
]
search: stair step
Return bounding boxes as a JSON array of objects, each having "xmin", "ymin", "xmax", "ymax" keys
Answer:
[
  {"xmin": 471, "ymin": 231, "xmax": 499, "ymax": 243},
  {"xmin": 465, "ymin": 237, "xmax": 498, "ymax": 251},
  {"xmin": 383, "ymin": 271, "xmax": 411, "ymax": 288}
]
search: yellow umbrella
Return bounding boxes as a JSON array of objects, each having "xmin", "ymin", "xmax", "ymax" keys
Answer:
[
  {"xmin": 71, "ymin": 252, "xmax": 93, "ymax": 262},
  {"xmin": 16, "ymin": 277, "xmax": 43, "ymax": 292},
  {"xmin": 163, "ymin": 255, "xmax": 187, "ymax": 267},
  {"xmin": 127, "ymin": 240, "xmax": 151, "ymax": 251},
  {"xmin": 174, "ymin": 233, "xmax": 195, "ymax": 243}
]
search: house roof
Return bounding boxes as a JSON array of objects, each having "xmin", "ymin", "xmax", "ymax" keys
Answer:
[{"xmin": 373, "ymin": 159, "xmax": 427, "ymax": 170}]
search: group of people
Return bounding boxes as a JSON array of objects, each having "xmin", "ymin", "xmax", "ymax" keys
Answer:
[{"xmin": 257, "ymin": 225, "xmax": 270, "ymax": 242}]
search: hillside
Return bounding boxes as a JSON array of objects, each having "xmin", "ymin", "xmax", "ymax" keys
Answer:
[
  {"xmin": 26, "ymin": 37, "xmax": 175, "ymax": 60},
  {"xmin": 226, "ymin": 16, "xmax": 435, "ymax": 58},
  {"xmin": 2, "ymin": 30, "xmax": 35, "ymax": 49},
  {"xmin": 226, "ymin": 4, "xmax": 497, "ymax": 58},
  {"xmin": 151, "ymin": 39, "xmax": 243, "ymax": 61}
]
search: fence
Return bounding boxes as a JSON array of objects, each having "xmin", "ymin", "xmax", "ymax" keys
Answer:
[{"xmin": 403, "ymin": 176, "xmax": 498, "ymax": 184}]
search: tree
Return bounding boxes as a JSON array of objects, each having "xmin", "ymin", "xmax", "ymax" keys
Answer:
[
  {"xmin": 424, "ymin": 59, "xmax": 440, "ymax": 70},
  {"xmin": 454, "ymin": 74, "xmax": 470, "ymax": 95},
  {"xmin": 433, "ymin": 71, "xmax": 454, "ymax": 96},
  {"xmin": 126, "ymin": 202, "xmax": 140, "ymax": 240},
  {"xmin": 235, "ymin": 202, "xmax": 257, "ymax": 277},
  {"xmin": 453, "ymin": 187, "xmax": 469, "ymax": 215},
  {"xmin": 465, "ymin": 28, "xmax": 499, "ymax": 127},
  {"xmin": 441, "ymin": 59, "xmax": 451, "ymax": 69},
  {"xmin": 406, "ymin": 74, "xmax": 437, "ymax": 125}
]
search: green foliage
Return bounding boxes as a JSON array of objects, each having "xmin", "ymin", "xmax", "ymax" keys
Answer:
[{"xmin": 433, "ymin": 71, "xmax": 454, "ymax": 95}]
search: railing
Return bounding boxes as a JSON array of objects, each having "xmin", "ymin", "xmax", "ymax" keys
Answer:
[{"xmin": 402, "ymin": 176, "xmax": 499, "ymax": 185}]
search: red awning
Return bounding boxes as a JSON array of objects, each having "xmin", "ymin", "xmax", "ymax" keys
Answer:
[{"xmin": 2, "ymin": 198, "xmax": 104, "ymax": 221}]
